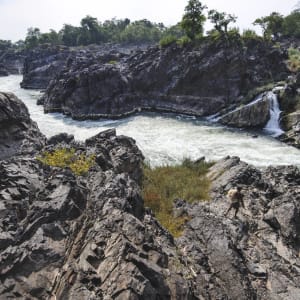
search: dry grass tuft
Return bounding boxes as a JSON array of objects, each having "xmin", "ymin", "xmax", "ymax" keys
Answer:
[{"xmin": 142, "ymin": 159, "xmax": 213, "ymax": 237}]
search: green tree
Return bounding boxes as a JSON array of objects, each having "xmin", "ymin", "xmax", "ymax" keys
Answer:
[
  {"xmin": 39, "ymin": 29, "xmax": 61, "ymax": 45},
  {"xmin": 0, "ymin": 40, "xmax": 12, "ymax": 51},
  {"xmin": 119, "ymin": 19, "xmax": 163, "ymax": 43},
  {"xmin": 181, "ymin": 0, "xmax": 207, "ymax": 40},
  {"xmin": 80, "ymin": 15, "xmax": 101, "ymax": 44},
  {"xmin": 208, "ymin": 9, "xmax": 237, "ymax": 35},
  {"xmin": 282, "ymin": 10, "xmax": 300, "ymax": 38},
  {"xmin": 253, "ymin": 12, "xmax": 284, "ymax": 40},
  {"xmin": 59, "ymin": 24, "xmax": 81, "ymax": 46},
  {"xmin": 25, "ymin": 27, "xmax": 41, "ymax": 48}
]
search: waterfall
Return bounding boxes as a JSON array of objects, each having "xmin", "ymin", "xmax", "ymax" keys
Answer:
[{"xmin": 263, "ymin": 91, "xmax": 284, "ymax": 137}]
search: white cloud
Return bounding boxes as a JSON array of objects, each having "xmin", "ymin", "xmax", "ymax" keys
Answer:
[{"xmin": 0, "ymin": 0, "xmax": 297, "ymax": 41}]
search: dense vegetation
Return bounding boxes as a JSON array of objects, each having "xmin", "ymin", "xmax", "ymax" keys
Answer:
[
  {"xmin": 1, "ymin": 0, "xmax": 299, "ymax": 52},
  {"xmin": 37, "ymin": 148, "xmax": 95, "ymax": 176},
  {"xmin": 142, "ymin": 159, "xmax": 213, "ymax": 237}
]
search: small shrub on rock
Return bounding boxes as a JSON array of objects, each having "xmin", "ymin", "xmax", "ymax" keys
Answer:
[
  {"xmin": 159, "ymin": 35, "xmax": 177, "ymax": 48},
  {"xmin": 288, "ymin": 48, "xmax": 300, "ymax": 73},
  {"xmin": 142, "ymin": 158, "xmax": 213, "ymax": 237},
  {"xmin": 37, "ymin": 148, "xmax": 95, "ymax": 176}
]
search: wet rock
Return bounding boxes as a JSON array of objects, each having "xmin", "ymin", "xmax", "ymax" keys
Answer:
[{"xmin": 219, "ymin": 94, "xmax": 270, "ymax": 128}]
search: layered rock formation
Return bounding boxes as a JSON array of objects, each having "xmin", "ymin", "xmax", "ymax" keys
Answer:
[
  {"xmin": 219, "ymin": 93, "xmax": 271, "ymax": 128},
  {"xmin": 1, "ymin": 92, "xmax": 300, "ymax": 299},
  {"xmin": 20, "ymin": 44, "xmax": 139, "ymax": 91},
  {"xmin": 278, "ymin": 78, "xmax": 300, "ymax": 148},
  {"xmin": 40, "ymin": 40, "xmax": 288, "ymax": 120},
  {"xmin": 0, "ymin": 92, "xmax": 45, "ymax": 160},
  {"xmin": 20, "ymin": 45, "xmax": 71, "ymax": 89},
  {"xmin": 0, "ymin": 64, "xmax": 9, "ymax": 76},
  {"xmin": 0, "ymin": 49, "xmax": 25, "ymax": 75}
]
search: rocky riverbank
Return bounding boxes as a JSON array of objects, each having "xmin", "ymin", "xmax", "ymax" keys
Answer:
[
  {"xmin": 38, "ymin": 40, "xmax": 288, "ymax": 120},
  {"xmin": 1, "ymin": 92, "xmax": 300, "ymax": 299}
]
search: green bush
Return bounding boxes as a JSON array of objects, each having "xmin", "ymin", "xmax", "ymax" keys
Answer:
[
  {"xmin": 288, "ymin": 47, "xmax": 300, "ymax": 73},
  {"xmin": 108, "ymin": 60, "xmax": 118, "ymax": 65},
  {"xmin": 159, "ymin": 35, "xmax": 177, "ymax": 47},
  {"xmin": 142, "ymin": 158, "xmax": 213, "ymax": 237},
  {"xmin": 37, "ymin": 148, "xmax": 95, "ymax": 176},
  {"xmin": 242, "ymin": 29, "xmax": 261, "ymax": 43},
  {"xmin": 176, "ymin": 35, "xmax": 192, "ymax": 47}
]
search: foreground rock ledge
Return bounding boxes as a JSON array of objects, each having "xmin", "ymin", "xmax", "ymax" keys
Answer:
[{"xmin": 1, "ymin": 93, "xmax": 300, "ymax": 299}]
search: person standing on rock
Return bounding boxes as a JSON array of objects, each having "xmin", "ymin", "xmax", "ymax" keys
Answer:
[{"xmin": 225, "ymin": 186, "xmax": 245, "ymax": 218}]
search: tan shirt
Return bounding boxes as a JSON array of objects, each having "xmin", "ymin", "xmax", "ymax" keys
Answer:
[{"xmin": 227, "ymin": 188, "xmax": 243, "ymax": 204}]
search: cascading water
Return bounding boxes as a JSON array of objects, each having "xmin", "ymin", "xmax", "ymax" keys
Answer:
[
  {"xmin": 263, "ymin": 91, "xmax": 284, "ymax": 137},
  {"xmin": 1, "ymin": 75, "xmax": 300, "ymax": 167}
]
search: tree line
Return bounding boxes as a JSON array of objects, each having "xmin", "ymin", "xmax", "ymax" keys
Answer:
[{"xmin": 0, "ymin": 0, "xmax": 300, "ymax": 51}]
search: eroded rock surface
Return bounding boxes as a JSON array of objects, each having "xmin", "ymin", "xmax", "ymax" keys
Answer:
[
  {"xmin": 20, "ymin": 45, "xmax": 71, "ymax": 89},
  {"xmin": 219, "ymin": 93, "xmax": 271, "ymax": 128},
  {"xmin": 1, "ymin": 95, "xmax": 300, "ymax": 300},
  {"xmin": 177, "ymin": 156, "xmax": 300, "ymax": 300},
  {"xmin": 40, "ymin": 40, "xmax": 288, "ymax": 120},
  {"xmin": 0, "ymin": 92, "xmax": 46, "ymax": 160}
]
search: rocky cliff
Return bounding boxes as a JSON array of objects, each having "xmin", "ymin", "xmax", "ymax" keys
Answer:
[
  {"xmin": 20, "ymin": 45, "xmax": 72, "ymax": 89},
  {"xmin": 278, "ymin": 74, "xmax": 300, "ymax": 148},
  {"xmin": 0, "ymin": 49, "xmax": 25, "ymax": 76},
  {"xmin": 0, "ymin": 92, "xmax": 45, "ymax": 160},
  {"xmin": 39, "ymin": 40, "xmax": 288, "ymax": 120},
  {"xmin": 1, "ymin": 92, "xmax": 300, "ymax": 299}
]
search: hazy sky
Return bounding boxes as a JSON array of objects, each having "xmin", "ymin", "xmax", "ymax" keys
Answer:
[{"xmin": 0, "ymin": 0, "xmax": 298, "ymax": 41}]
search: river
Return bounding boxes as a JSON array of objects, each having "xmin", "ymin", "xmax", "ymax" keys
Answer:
[{"xmin": 1, "ymin": 75, "xmax": 300, "ymax": 167}]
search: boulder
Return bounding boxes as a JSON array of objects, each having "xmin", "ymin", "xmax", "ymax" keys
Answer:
[{"xmin": 219, "ymin": 94, "xmax": 270, "ymax": 128}]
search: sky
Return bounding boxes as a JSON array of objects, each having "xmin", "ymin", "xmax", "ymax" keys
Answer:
[{"xmin": 0, "ymin": 0, "xmax": 298, "ymax": 41}]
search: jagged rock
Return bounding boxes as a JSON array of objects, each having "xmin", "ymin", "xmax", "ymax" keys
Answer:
[
  {"xmin": 48, "ymin": 133, "xmax": 75, "ymax": 145},
  {"xmin": 0, "ymin": 64, "xmax": 9, "ymax": 76},
  {"xmin": 282, "ymin": 114, "xmax": 300, "ymax": 145},
  {"xmin": 0, "ymin": 92, "xmax": 46, "ymax": 160},
  {"xmin": 1, "ymin": 82, "xmax": 300, "ymax": 299},
  {"xmin": 40, "ymin": 40, "xmax": 288, "ymax": 120},
  {"xmin": 0, "ymin": 49, "xmax": 25, "ymax": 75},
  {"xmin": 20, "ymin": 45, "xmax": 71, "ymax": 89},
  {"xmin": 219, "ymin": 94, "xmax": 271, "ymax": 128},
  {"xmin": 177, "ymin": 157, "xmax": 300, "ymax": 300}
]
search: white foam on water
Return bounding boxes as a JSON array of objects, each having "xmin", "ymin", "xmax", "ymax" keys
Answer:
[{"xmin": 1, "ymin": 75, "xmax": 299, "ymax": 167}]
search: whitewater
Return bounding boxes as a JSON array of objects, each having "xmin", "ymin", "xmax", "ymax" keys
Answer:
[{"xmin": 1, "ymin": 75, "xmax": 300, "ymax": 167}]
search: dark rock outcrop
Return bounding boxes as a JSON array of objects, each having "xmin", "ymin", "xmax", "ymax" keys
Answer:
[
  {"xmin": 0, "ymin": 64, "xmax": 9, "ymax": 76},
  {"xmin": 1, "ymin": 93, "xmax": 300, "ymax": 299},
  {"xmin": 0, "ymin": 49, "xmax": 25, "ymax": 75},
  {"xmin": 20, "ymin": 45, "xmax": 71, "ymax": 89},
  {"xmin": 20, "ymin": 44, "xmax": 138, "ymax": 91},
  {"xmin": 220, "ymin": 93, "xmax": 271, "ymax": 128},
  {"xmin": 41, "ymin": 41, "xmax": 288, "ymax": 120},
  {"xmin": 278, "ymin": 81, "xmax": 300, "ymax": 148},
  {"xmin": 0, "ymin": 92, "xmax": 46, "ymax": 160},
  {"xmin": 177, "ymin": 156, "xmax": 300, "ymax": 300}
]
